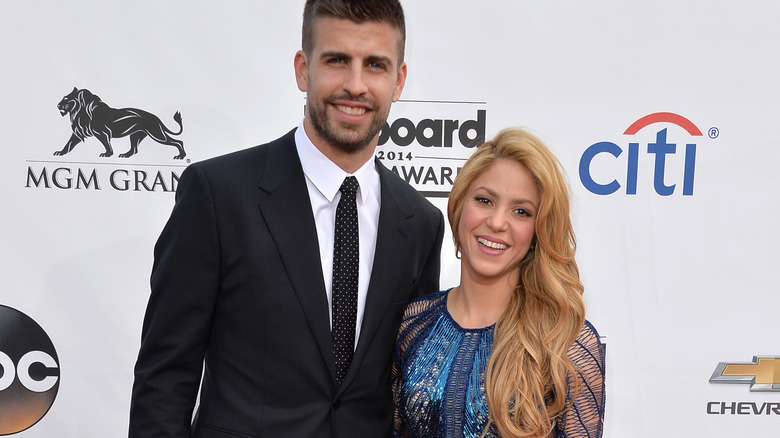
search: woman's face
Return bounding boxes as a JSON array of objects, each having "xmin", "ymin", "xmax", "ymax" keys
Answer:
[{"xmin": 458, "ymin": 159, "xmax": 540, "ymax": 287}]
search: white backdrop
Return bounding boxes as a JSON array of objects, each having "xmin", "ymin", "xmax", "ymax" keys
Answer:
[{"xmin": 1, "ymin": 1, "xmax": 779, "ymax": 436}]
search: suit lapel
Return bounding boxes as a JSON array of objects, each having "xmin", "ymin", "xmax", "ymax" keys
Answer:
[
  {"xmin": 341, "ymin": 160, "xmax": 413, "ymax": 388},
  {"xmin": 255, "ymin": 131, "xmax": 336, "ymax": 380},
  {"xmin": 258, "ymin": 141, "xmax": 419, "ymax": 388}
]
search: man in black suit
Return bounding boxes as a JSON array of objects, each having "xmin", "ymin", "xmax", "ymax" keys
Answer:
[{"xmin": 129, "ymin": 0, "xmax": 444, "ymax": 437}]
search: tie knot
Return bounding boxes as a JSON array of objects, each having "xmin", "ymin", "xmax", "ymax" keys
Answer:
[{"xmin": 340, "ymin": 176, "xmax": 359, "ymax": 199}]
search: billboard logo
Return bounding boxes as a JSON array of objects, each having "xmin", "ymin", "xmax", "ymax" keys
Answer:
[
  {"xmin": 579, "ymin": 112, "xmax": 707, "ymax": 196},
  {"xmin": 54, "ymin": 87, "xmax": 186, "ymax": 160},
  {"xmin": 0, "ymin": 305, "xmax": 60, "ymax": 434},
  {"xmin": 378, "ymin": 109, "xmax": 485, "ymax": 148},
  {"xmin": 710, "ymin": 356, "xmax": 780, "ymax": 392},
  {"xmin": 375, "ymin": 100, "xmax": 487, "ymax": 197}
]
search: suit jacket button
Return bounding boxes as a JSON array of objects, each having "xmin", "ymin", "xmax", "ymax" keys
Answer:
[{"xmin": 332, "ymin": 399, "xmax": 341, "ymax": 410}]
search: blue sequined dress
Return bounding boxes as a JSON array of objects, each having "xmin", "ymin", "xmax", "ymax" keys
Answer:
[{"xmin": 392, "ymin": 289, "xmax": 605, "ymax": 438}]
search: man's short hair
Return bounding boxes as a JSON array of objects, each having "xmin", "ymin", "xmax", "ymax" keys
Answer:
[{"xmin": 302, "ymin": 0, "xmax": 406, "ymax": 63}]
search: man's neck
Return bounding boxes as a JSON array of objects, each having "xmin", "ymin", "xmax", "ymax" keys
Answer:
[{"xmin": 303, "ymin": 119, "xmax": 377, "ymax": 174}]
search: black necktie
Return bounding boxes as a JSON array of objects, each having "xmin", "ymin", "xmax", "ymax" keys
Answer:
[{"xmin": 332, "ymin": 176, "xmax": 359, "ymax": 384}]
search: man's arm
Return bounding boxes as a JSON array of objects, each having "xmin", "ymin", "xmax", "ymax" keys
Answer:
[
  {"xmin": 129, "ymin": 164, "xmax": 220, "ymax": 437},
  {"xmin": 412, "ymin": 207, "xmax": 444, "ymax": 299}
]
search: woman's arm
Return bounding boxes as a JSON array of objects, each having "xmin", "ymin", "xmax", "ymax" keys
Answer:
[{"xmin": 559, "ymin": 320, "xmax": 606, "ymax": 437}]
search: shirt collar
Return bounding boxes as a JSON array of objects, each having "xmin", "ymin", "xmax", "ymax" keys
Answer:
[{"xmin": 294, "ymin": 120, "xmax": 378, "ymax": 204}]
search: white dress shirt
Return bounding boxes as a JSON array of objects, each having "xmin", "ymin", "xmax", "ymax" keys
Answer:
[{"xmin": 294, "ymin": 121, "xmax": 381, "ymax": 350}]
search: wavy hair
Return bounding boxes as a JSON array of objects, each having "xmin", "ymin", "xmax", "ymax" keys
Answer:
[{"xmin": 447, "ymin": 128, "xmax": 586, "ymax": 437}]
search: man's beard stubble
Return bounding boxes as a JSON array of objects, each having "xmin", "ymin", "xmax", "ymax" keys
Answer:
[{"xmin": 307, "ymin": 93, "xmax": 389, "ymax": 154}]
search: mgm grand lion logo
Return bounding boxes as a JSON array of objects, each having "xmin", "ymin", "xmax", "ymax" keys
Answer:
[{"xmin": 54, "ymin": 87, "xmax": 185, "ymax": 160}]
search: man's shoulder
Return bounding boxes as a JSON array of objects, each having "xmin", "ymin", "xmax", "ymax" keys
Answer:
[
  {"xmin": 377, "ymin": 161, "xmax": 440, "ymax": 216},
  {"xmin": 191, "ymin": 129, "xmax": 297, "ymax": 173}
]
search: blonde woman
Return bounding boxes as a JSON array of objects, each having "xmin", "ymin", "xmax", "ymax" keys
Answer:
[{"xmin": 393, "ymin": 128, "xmax": 605, "ymax": 437}]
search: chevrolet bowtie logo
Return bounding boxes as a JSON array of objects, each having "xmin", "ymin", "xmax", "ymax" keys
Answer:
[{"xmin": 710, "ymin": 356, "xmax": 780, "ymax": 392}]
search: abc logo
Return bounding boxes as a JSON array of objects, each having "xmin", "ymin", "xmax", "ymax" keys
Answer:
[{"xmin": 0, "ymin": 305, "xmax": 60, "ymax": 435}]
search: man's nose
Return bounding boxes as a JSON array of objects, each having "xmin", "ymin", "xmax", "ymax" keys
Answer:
[{"xmin": 342, "ymin": 65, "xmax": 369, "ymax": 96}]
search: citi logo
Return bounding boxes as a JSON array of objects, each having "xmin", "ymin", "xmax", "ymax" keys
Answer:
[
  {"xmin": 579, "ymin": 112, "xmax": 710, "ymax": 196},
  {"xmin": 0, "ymin": 305, "xmax": 60, "ymax": 435}
]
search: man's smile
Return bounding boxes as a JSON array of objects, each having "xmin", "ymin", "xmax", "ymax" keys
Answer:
[{"xmin": 334, "ymin": 104, "xmax": 368, "ymax": 116}]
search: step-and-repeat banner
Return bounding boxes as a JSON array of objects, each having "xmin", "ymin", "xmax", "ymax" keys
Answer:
[{"xmin": 1, "ymin": 1, "xmax": 778, "ymax": 436}]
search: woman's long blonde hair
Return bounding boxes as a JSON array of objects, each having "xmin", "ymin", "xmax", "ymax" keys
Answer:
[{"xmin": 448, "ymin": 128, "xmax": 585, "ymax": 437}]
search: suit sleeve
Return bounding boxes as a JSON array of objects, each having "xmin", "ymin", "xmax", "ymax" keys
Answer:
[
  {"xmin": 411, "ymin": 207, "xmax": 444, "ymax": 299},
  {"xmin": 129, "ymin": 164, "xmax": 221, "ymax": 437}
]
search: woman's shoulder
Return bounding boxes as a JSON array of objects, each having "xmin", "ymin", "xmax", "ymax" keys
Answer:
[
  {"xmin": 580, "ymin": 320, "xmax": 601, "ymax": 341},
  {"xmin": 396, "ymin": 290, "xmax": 450, "ymax": 354},
  {"xmin": 409, "ymin": 288, "xmax": 448, "ymax": 305},
  {"xmin": 403, "ymin": 289, "xmax": 449, "ymax": 320},
  {"xmin": 403, "ymin": 289, "xmax": 450, "ymax": 322},
  {"xmin": 569, "ymin": 320, "xmax": 606, "ymax": 374}
]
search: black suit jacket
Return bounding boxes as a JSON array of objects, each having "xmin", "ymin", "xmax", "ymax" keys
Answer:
[{"xmin": 129, "ymin": 129, "xmax": 444, "ymax": 438}]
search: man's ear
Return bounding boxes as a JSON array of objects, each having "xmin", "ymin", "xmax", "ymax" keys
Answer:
[
  {"xmin": 392, "ymin": 61, "xmax": 407, "ymax": 102},
  {"xmin": 294, "ymin": 50, "xmax": 309, "ymax": 92}
]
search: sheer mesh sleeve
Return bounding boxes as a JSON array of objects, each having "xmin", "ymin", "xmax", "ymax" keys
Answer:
[
  {"xmin": 392, "ymin": 292, "xmax": 447, "ymax": 438},
  {"xmin": 557, "ymin": 320, "xmax": 606, "ymax": 438}
]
